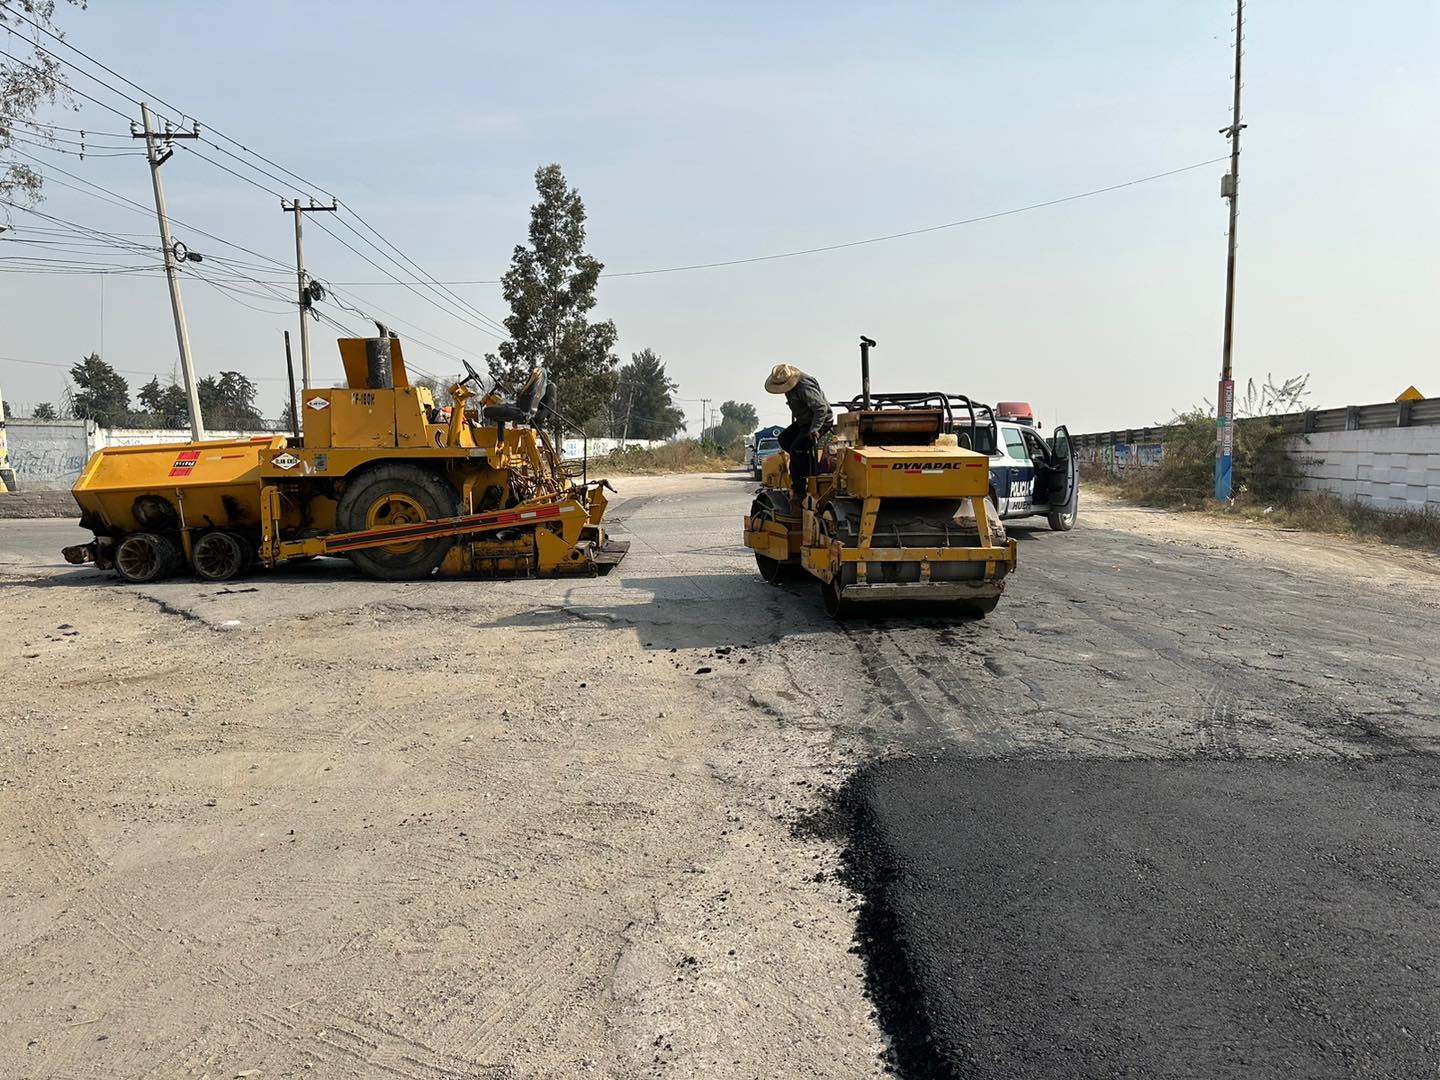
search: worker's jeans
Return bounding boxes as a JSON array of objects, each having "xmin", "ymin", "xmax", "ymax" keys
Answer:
[{"xmin": 778, "ymin": 422, "xmax": 815, "ymax": 499}]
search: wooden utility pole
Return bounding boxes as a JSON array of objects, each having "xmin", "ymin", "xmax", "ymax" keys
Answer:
[
  {"xmin": 281, "ymin": 198, "xmax": 337, "ymax": 390},
  {"xmin": 133, "ymin": 103, "xmax": 205, "ymax": 441},
  {"xmin": 1216, "ymin": 0, "xmax": 1245, "ymax": 499}
]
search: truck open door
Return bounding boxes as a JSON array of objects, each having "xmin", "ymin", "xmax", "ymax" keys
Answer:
[{"xmin": 1046, "ymin": 425, "xmax": 1078, "ymax": 531}]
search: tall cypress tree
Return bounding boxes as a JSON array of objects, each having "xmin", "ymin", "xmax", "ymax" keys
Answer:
[{"xmin": 486, "ymin": 164, "xmax": 619, "ymax": 434}]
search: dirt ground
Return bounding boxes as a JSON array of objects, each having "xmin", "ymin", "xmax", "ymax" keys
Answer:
[
  {"xmin": 1082, "ymin": 495, "xmax": 1440, "ymax": 603},
  {"xmin": 2, "ymin": 477, "xmax": 1437, "ymax": 1079}
]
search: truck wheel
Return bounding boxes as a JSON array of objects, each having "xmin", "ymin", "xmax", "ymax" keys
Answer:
[
  {"xmin": 114, "ymin": 532, "xmax": 177, "ymax": 584},
  {"xmin": 1047, "ymin": 494, "xmax": 1078, "ymax": 531},
  {"xmin": 335, "ymin": 464, "xmax": 460, "ymax": 580},
  {"xmin": 192, "ymin": 531, "xmax": 248, "ymax": 582}
]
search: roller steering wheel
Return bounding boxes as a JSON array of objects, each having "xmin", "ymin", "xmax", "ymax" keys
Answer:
[{"xmin": 461, "ymin": 357, "xmax": 482, "ymax": 386}]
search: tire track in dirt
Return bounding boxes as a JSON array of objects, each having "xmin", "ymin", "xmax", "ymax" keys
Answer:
[
  {"xmin": 444, "ymin": 924, "xmax": 587, "ymax": 1064},
  {"xmin": 10, "ymin": 790, "xmax": 495, "ymax": 1080}
]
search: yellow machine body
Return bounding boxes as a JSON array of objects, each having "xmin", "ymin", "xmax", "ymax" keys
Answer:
[
  {"xmin": 744, "ymin": 403, "xmax": 1017, "ymax": 617},
  {"xmin": 67, "ymin": 336, "xmax": 626, "ymax": 584},
  {"xmin": 72, "ymin": 436, "xmax": 284, "ymax": 532}
]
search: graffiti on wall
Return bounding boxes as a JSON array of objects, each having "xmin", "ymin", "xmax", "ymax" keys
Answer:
[
  {"xmin": 1078, "ymin": 442, "xmax": 1164, "ymax": 476},
  {"xmin": 10, "ymin": 446, "xmax": 90, "ymax": 486}
]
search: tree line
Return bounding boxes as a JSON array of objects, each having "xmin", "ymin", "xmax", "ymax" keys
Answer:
[{"xmin": 13, "ymin": 354, "xmax": 271, "ymax": 431}]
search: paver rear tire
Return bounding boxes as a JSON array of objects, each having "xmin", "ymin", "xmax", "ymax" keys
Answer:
[
  {"xmin": 114, "ymin": 532, "xmax": 177, "ymax": 584},
  {"xmin": 193, "ymin": 531, "xmax": 248, "ymax": 582},
  {"xmin": 335, "ymin": 464, "xmax": 461, "ymax": 580}
]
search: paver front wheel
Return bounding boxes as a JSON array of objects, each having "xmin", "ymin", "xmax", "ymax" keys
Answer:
[
  {"xmin": 821, "ymin": 578, "xmax": 849, "ymax": 619},
  {"xmin": 335, "ymin": 464, "xmax": 461, "ymax": 580},
  {"xmin": 755, "ymin": 552, "xmax": 786, "ymax": 584}
]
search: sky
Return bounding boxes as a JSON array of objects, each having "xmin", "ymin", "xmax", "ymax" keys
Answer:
[{"xmin": 2, "ymin": 0, "xmax": 1437, "ymax": 434}]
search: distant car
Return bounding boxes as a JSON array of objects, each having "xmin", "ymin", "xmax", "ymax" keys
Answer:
[{"xmin": 750, "ymin": 434, "xmax": 781, "ymax": 480}]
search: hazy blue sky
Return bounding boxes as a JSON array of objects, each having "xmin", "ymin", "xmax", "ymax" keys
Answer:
[{"xmin": 3, "ymin": 0, "xmax": 1437, "ymax": 433}]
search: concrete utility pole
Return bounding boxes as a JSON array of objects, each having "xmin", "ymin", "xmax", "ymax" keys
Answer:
[
  {"xmin": 281, "ymin": 197, "xmax": 337, "ymax": 389},
  {"xmin": 621, "ymin": 388, "xmax": 636, "ymax": 449},
  {"xmin": 133, "ymin": 103, "xmax": 205, "ymax": 441},
  {"xmin": 700, "ymin": 398, "xmax": 711, "ymax": 442},
  {"xmin": 1216, "ymin": 0, "xmax": 1246, "ymax": 500}
]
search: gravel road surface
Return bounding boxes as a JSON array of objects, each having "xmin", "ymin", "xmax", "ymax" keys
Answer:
[{"xmin": 3, "ymin": 474, "xmax": 1438, "ymax": 1078}]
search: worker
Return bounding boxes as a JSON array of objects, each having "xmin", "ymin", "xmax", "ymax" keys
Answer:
[{"xmin": 765, "ymin": 364, "xmax": 833, "ymax": 498}]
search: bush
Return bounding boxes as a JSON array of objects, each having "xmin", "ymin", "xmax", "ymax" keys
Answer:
[
  {"xmin": 1119, "ymin": 408, "xmax": 1304, "ymax": 507},
  {"xmin": 585, "ymin": 439, "xmax": 742, "ymax": 475}
]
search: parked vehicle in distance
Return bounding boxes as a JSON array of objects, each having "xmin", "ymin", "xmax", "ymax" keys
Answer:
[
  {"xmin": 746, "ymin": 425, "xmax": 784, "ymax": 480},
  {"xmin": 750, "ymin": 433, "xmax": 781, "ymax": 480}
]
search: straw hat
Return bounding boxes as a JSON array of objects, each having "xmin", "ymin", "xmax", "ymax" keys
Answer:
[{"xmin": 764, "ymin": 364, "xmax": 803, "ymax": 394}]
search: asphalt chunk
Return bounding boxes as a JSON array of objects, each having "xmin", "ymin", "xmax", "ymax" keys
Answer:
[{"xmin": 840, "ymin": 757, "xmax": 1440, "ymax": 1080}]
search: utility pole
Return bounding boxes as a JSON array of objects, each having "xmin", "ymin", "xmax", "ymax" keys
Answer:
[
  {"xmin": 1216, "ymin": 0, "xmax": 1245, "ymax": 500},
  {"xmin": 621, "ymin": 387, "xmax": 635, "ymax": 449},
  {"xmin": 132, "ymin": 103, "xmax": 205, "ymax": 441},
  {"xmin": 700, "ymin": 398, "xmax": 711, "ymax": 444},
  {"xmin": 281, "ymin": 197, "xmax": 337, "ymax": 390}
]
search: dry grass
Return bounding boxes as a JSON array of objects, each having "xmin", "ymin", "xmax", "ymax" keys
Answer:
[
  {"xmin": 1084, "ymin": 469, "xmax": 1440, "ymax": 554},
  {"xmin": 584, "ymin": 439, "xmax": 743, "ymax": 476}
]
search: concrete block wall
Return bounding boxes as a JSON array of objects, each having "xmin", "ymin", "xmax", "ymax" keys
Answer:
[
  {"xmin": 6, "ymin": 422, "xmax": 669, "ymax": 489},
  {"xmin": 5, "ymin": 420, "xmax": 273, "ymax": 489},
  {"xmin": 5, "ymin": 420, "xmax": 93, "ymax": 489},
  {"xmin": 1289, "ymin": 427, "xmax": 1440, "ymax": 513},
  {"xmin": 559, "ymin": 437, "xmax": 666, "ymax": 458}
]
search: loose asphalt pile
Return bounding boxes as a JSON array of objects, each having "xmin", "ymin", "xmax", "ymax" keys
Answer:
[{"xmin": 842, "ymin": 757, "xmax": 1440, "ymax": 1080}]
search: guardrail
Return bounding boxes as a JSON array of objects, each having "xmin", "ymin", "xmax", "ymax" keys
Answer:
[{"xmin": 1074, "ymin": 396, "xmax": 1440, "ymax": 454}]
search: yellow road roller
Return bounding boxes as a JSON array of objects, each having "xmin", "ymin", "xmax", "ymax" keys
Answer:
[
  {"xmin": 743, "ymin": 338, "xmax": 1016, "ymax": 618},
  {"xmin": 65, "ymin": 333, "xmax": 627, "ymax": 583}
]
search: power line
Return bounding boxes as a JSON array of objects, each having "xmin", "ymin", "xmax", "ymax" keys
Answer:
[
  {"xmin": 2, "ymin": 4, "xmax": 337, "ymax": 199},
  {"xmin": 307, "ymin": 215, "xmax": 502, "ymax": 340},
  {"xmin": 190, "ymin": 156, "xmax": 1229, "ymax": 285},
  {"xmin": 0, "ymin": 45, "xmax": 132, "ymax": 121},
  {"xmin": 0, "ymin": 115, "xmax": 131, "ymax": 140},
  {"xmin": 320, "ymin": 286, "xmax": 472, "ymax": 372},
  {"xmin": 6, "ymin": 130, "xmax": 144, "ymax": 158},
  {"xmin": 599, "ymin": 157, "xmax": 1232, "ymax": 278},
  {"xmin": 335, "ymin": 204, "xmax": 508, "ymax": 335},
  {"xmin": 6, "ymin": 24, "xmax": 505, "ymax": 345},
  {"xmin": 0, "ymin": 352, "xmax": 291, "ymax": 383},
  {"xmin": 5, "ymin": 148, "xmax": 297, "ymax": 272}
]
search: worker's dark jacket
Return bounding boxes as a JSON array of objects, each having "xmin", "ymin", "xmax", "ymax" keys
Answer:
[{"xmin": 785, "ymin": 375, "xmax": 833, "ymax": 438}]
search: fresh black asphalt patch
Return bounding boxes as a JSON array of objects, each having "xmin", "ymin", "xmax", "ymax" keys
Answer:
[{"xmin": 839, "ymin": 757, "xmax": 1440, "ymax": 1079}]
